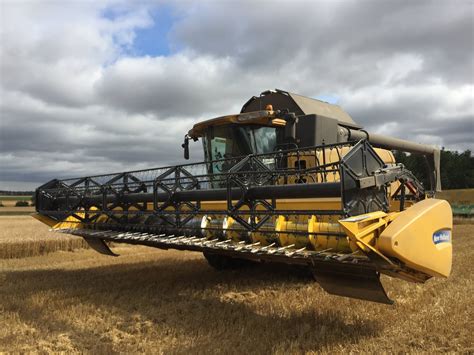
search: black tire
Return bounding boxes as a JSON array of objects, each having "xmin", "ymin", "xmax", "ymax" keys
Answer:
[{"xmin": 203, "ymin": 252, "xmax": 255, "ymax": 270}]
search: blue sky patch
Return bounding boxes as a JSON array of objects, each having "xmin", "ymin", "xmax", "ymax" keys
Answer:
[
  {"xmin": 315, "ymin": 94, "xmax": 340, "ymax": 104},
  {"xmin": 132, "ymin": 5, "xmax": 176, "ymax": 57},
  {"xmin": 101, "ymin": 4, "xmax": 176, "ymax": 57}
]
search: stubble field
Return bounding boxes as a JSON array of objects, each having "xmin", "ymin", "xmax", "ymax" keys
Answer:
[
  {"xmin": 0, "ymin": 196, "xmax": 34, "ymax": 216},
  {"xmin": 0, "ymin": 216, "xmax": 472, "ymax": 353}
]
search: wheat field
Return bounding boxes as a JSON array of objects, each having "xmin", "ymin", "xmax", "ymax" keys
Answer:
[
  {"xmin": 0, "ymin": 216, "xmax": 88, "ymax": 258},
  {"xmin": 0, "ymin": 217, "xmax": 472, "ymax": 353}
]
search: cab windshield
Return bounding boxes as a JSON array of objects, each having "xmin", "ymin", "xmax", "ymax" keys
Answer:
[{"xmin": 203, "ymin": 125, "xmax": 278, "ymax": 173}]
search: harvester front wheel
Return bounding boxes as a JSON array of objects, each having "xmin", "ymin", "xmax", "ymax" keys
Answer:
[{"xmin": 203, "ymin": 252, "xmax": 254, "ymax": 270}]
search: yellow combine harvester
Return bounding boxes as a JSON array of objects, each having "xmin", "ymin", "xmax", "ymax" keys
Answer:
[{"xmin": 34, "ymin": 89, "xmax": 452, "ymax": 304}]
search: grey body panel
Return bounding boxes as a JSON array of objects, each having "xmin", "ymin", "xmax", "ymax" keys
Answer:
[
  {"xmin": 296, "ymin": 114, "xmax": 339, "ymax": 147},
  {"xmin": 241, "ymin": 89, "xmax": 359, "ymax": 128},
  {"xmin": 312, "ymin": 262, "xmax": 393, "ymax": 304}
]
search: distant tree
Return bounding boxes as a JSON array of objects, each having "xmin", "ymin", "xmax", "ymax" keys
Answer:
[
  {"xmin": 0, "ymin": 190, "xmax": 34, "ymax": 196},
  {"xmin": 15, "ymin": 201, "xmax": 29, "ymax": 207},
  {"xmin": 440, "ymin": 149, "xmax": 474, "ymax": 189},
  {"xmin": 394, "ymin": 149, "xmax": 474, "ymax": 190}
]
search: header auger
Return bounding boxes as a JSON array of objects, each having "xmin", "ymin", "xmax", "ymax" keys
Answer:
[{"xmin": 34, "ymin": 89, "xmax": 452, "ymax": 304}]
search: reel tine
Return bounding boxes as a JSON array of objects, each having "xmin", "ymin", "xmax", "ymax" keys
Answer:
[{"xmin": 286, "ymin": 246, "xmax": 307, "ymax": 257}]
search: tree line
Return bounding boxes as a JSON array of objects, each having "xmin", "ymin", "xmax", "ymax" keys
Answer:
[
  {"xmin": 394, "ymin": 149, "xmax": 474, "ymax": 190},
  {"xmin": 0, "ymin": 190, "xmax": 34, "ymax": 196}
]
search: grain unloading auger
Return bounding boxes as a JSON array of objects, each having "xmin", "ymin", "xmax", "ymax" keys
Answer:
[{"xmin": 34, "ymin": 89, "xmax": 452, "ymax": 304}]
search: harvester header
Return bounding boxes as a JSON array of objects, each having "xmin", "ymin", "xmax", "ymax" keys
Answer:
[{"xmin": 34, "ymin": 89, "xmax": 452, "ymax": 304}]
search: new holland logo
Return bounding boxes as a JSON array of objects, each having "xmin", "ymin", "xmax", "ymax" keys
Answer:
[{"xmin": 432, "ymin": 230, "xmax": 451, "ymax": 244}]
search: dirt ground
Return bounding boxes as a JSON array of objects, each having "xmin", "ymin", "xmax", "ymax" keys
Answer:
[{"xmin": 0, "ymin": 217, "xmax": 472, "ymax": 353}]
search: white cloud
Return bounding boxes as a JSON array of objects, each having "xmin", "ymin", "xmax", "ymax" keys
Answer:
[
  {"xmin": 0, "ymin": 0, "xmax": 472, "ymax": 190},
  {"xmin": 96, "ymin": 54, "xmax": 238, "ymax": 117}
]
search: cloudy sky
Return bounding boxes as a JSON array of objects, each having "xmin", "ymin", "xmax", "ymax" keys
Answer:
[{"xmin": 0, "ymin": 0, "xmax": 473, "ymax": 190}]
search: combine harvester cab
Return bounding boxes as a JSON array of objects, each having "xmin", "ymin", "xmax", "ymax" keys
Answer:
[{"xmin": 34, "ymin": 89, "xmax": 452, "ymax": 304}]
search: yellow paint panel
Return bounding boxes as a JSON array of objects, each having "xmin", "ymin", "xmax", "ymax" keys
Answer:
[
  {"xmin": 378, "ymin": 199, "xmax": 453, "ymax": 277},
  {"xmin": 188, "ymin": 110, "xmax": 280, "ymax": 138},
  {"xmin": 145, "ymin": 198, "xmax": 342, "ymax": 212},
  {"xmin": 52, "ymin": 214, "xmax": 84, "ymax": 230}
]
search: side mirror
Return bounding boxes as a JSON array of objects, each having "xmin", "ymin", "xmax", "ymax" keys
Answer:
[{"xmin": 182, "ymin": 135, "xmax": 190, "ymax": 160}]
